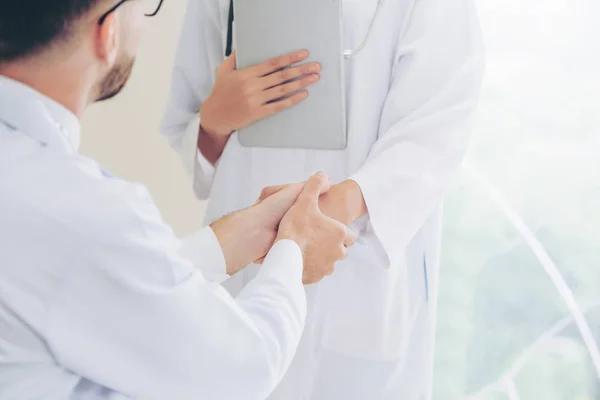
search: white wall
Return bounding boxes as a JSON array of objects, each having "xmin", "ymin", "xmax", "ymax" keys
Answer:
[{"xmin": 80, "ymin": 0, "xmax": 205, "ymax": 236}]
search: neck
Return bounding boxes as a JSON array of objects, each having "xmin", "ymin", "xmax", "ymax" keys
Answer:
[{"xmin": 0, "ymin": 54, "xmax": 96, "ymax": 119}]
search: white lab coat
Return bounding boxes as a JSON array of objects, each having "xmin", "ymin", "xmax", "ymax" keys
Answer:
[
  {"xmin": 0, "ymin": 76, "xmax": 307, "ymax": 400},
  {"xmin": 162, "ymin": 0, "xmax": 485, "ymax": 398}
]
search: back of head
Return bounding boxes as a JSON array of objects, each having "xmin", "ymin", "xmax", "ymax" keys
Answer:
[
  {"xmin": 0, "ymin": 0, "xmax": 101, "ymax": 63},
  {"xmin": 0, "ymin": 0, "xmax": 151, "ymax": 110}
]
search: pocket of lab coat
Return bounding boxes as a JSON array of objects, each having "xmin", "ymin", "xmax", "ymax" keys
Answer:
[
  {"xmin": 317, "ymin": 232, "xmax": 429, "ymax": 361},
  {"xmin": 317, "ymin": 239, "xmax": 406, "ymax": 361}
]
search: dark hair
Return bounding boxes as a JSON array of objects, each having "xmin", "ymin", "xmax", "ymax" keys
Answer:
[{"xmin": 0, "ymin": 0, "xmax": 101, "ymax": 62}]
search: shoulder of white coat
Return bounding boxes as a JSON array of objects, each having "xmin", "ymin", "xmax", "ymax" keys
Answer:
[{"xmin": 1, "ymin": 145, "xmax": 170, "ymax": 250}]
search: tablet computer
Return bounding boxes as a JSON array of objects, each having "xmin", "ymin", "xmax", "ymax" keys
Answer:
[{"xmin": 234, "ymin": 0, "xmax": 347, "ymax": 150}]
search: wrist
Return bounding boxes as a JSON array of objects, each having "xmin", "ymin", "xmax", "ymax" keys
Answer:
[
  {"xmin": 199, "ymin": 122, "xmax": 231, "ymax": 139},
  {"xmin": 275, "ymin": 229, "xmax": 301, "ymax": 247},
  {"xmin": 319, "ymin": 180, "xmax": 367, "ymax": 225},
  {"xmin": 210, "ymin": 208, "xmax": 276, "ymax": 275},
  {"xmin": 197, "ymin": 114, "xmax": 230, "ymax": 165},
  {"xmin": 199, "ymin": 103, "xmax": 232, "ymax": 138},
  {"xmin": 339, "ymin": 180, "xmax": 368, "ymax": 222}
]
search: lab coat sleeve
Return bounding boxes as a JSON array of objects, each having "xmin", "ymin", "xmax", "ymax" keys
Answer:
[
  {"xmin": 44, "ymin": 183, "xmax": 306, "ymax": 400},
  {"xmin": 160, "ymin": 0, "xmax": 224, "ymax": 199},
  {"xmin": 180, "ymin": 225, "xmax": 230, "ymax": 284},
  {"xmin": 350, "ymin": 0, "xmax": 485, "ymax": 268}
]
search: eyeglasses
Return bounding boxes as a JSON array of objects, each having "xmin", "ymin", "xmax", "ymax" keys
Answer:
[{"xmin": 98, "ymin": 0, "xmax": 164, "ymax": 25}]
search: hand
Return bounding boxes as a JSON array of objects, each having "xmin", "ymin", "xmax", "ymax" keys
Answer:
[
  {"xmin": 258, "ymin": 180, "xmax": 368, "ymax": 226},
  {"xmin": 200, "ymin": 50, "xmax": 321, "ymax": 138},
  {"xmin": 276, "ymin": 173, "xmax": 357, "ymax": 285},
  {"xmin": 210, "ymin": 183, "xmax": 304, "ymax": 276},
  {"xmin": 318, "ymin": 180, "xmax": 367, "ymax": 225}
]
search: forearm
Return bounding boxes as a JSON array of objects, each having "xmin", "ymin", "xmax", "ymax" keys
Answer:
[
  {"xmin": 197, "ymin": 124, "xmax": 230, "ymax": 166},
  {"xmin": 210, "ymin": 207, "xmax": 277, "ymax": 275},
  {"xmin": 318, "ymin": 180, "xmax": 368, "ymax": 226}
]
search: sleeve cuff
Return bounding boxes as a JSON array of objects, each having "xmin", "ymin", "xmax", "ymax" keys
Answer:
[
  {"xmin": 182, "ymin": 115, "xmax": 216, "ymax": 200},
  {"xmin": 258, "ymin": 240, "xmax": 304, "ymax": 284},
  {"xmin": 349, "ymin": 171, "xmax": 394, "ymax": 269},
  {"xmin": 180, "ymin": 226, "xmax": 229, "ymax": 284},
  {"xmin": 241, "ymin": 239, "xmax": 306, "ymax": 319}
]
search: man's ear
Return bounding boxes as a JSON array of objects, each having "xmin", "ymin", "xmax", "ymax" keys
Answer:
[{"xmin": 96, "ymin": 12, "xmax": 119, "ymax": 66}]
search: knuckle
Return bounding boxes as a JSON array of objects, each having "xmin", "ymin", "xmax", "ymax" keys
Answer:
[
  {"xmin": 327, "ymin": 263, "xmax": 336, "ymax": 275},
  {"xmin": 279, "ymin": 69, "xmax": 290, "ymax": 81},
  {"xmin": 274, "ymin": 100, "xmax": 288, "ymax": 112},
  {"xmin": 304, "ymin": 64, "xmax": 316, "ymax": 74},
  {"xmin": 278, "ymin": 84, "xmax": 288, "ymax": 95},
  {"xmin": 311, "ymin": 173, "xmax": 326, "ymax": 186},
  {"xmin": 302, "ymin": 74, "xmax": 313, "ymax": 84},
  {"xmin": 290, "ymin": 68, "xmax": 303, "ymax": 81},
  {"xmin": 291, "ymin": 94, "xmax": 304, "ymax": 105},
  {"xmin": 296, "ymin": 196, "xmax": 312, "ymax": 209},
  {"xmin": 334, "ymin": 229, "xmax": 347, "ymax": 243},
  {"xmin": 270, "ymin": 56, "xmax": 283, "ymax": 69}
]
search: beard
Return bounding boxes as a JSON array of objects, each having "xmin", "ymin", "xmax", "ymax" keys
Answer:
[{"xmin": 95, "ymin": 56, "xmax": 135, "ymax": 102}]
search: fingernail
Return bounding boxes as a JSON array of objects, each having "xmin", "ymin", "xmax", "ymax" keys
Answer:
[
  {"xmin": 308, "ymin": 74, "xmax": 319, "ymax": 83},
  {"xmin": 310, "ymin": 63, "xmax": 321, "ymax": 73},
  {"xmin": 298, "ymin": 50, "xmax": 309, "ymax": 59}
]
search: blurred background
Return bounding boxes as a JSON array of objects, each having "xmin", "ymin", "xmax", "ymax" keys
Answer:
[
  {"xmin": 434, "ymin": 0, "xmax": 600, "ymax": 398},
  {"xmin": 80, "ymin": 0, "xmax": 600, "ymax": 399},
  {"xmin": 81, "ymin": 0, "xmax": 203, "ymax": 236}
]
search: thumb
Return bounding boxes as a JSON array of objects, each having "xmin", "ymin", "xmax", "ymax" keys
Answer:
[
  {"xmin": 224, "ymin": 51, "xmax": 237, "ymax": 70},
  {"xmin": 257, "ymin": 184, "xmax": 289, "ymax": 204},
  {"xmin": 297, "ymin": 172, "xmax": 331, "ymax": 206},
  {"xmin": 258, "ymin": 183, "xmax": 305, "ymax": 219}
]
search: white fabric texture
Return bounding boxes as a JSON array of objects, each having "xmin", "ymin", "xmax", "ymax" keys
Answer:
[{"xmin": 0, "ymin": 76, "xmax": 307, "ymax": 400}]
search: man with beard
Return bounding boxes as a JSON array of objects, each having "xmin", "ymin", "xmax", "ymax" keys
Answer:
[{"xmin": 0, "ymin": 1, "xmax": 356, "ymax": 399}]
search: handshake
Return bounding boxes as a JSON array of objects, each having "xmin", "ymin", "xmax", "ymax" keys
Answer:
[{"xmin": 210, "ymin": 172, "xmax": 357, "ymax": 284}]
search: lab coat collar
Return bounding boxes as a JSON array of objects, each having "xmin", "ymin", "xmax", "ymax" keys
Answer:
[{"xmin": 0, "ymin": 75, "xmax": 81, "ymax": 154}]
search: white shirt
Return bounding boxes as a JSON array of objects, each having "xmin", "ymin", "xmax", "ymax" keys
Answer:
[
  {"xmin": 0, "ymin": 76, "xmax": 307, "ymax": 400},
  {"xmin": 161, "ymin": 0, "xmax": 485, "ymax": 398}
]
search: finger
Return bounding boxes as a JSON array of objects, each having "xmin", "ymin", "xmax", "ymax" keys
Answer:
[
  {"xmin": 258, "ymin": 185, "xmax": 288, "ymax": 203},
  {"xmin": 343, "ymin": 227, "xmax": 358, "ymax": 248},
  {"xmin": 259, "ymin": 90, "xmax": 308, "ymax": 119},
  {"xmin": 258, "ymin": 183, "xmax": 306, "ymax": 218},
  {"xmin": 260, "ymin": 62, "xmax": 321, "ymax": 90},
  {"xmin": 259, "ymin": 182, "xmax": 307, "ymax": 202},
  {"xmin": 339, "ymin": 245, "xmax": 349, "ymax": 260},
  {"xmin": 297, "ymin": 172, "xmax": 331, "ymax": 207},
  {"xmin": 261, "ymin": 74, "xmax": 320, "ymax": 104},
  {"xmin": 249, "ymin": 50, "xmax": 309, "ymax": 77},
  {"xmin": 326, "ymin": 263, "xmax": 336, "ymax": 276},
  {"xmin": 219, "ymin": 51, "xmax": 237, "ymax": 73}
]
